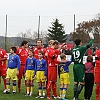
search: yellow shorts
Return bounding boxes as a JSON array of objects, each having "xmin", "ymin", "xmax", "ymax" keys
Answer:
[
  {"xmin": 6, "ymin": 68, "xmax": 18, "ymax": 80},
  {"xmin": 25, "ymin": 70, "xmax": 34, "ymax": 80},
  {"xmin": 60, "ymin": 72, "xmax": 70, "ymax": 85},
  {"xmin": 36, "ymin": 71, "xmax": 46, "ymax": 82}
]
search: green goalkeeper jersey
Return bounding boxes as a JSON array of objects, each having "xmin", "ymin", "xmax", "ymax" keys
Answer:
[{"xmin": 72, "ymin": 39, "xmax": 94, "ymax": 64}]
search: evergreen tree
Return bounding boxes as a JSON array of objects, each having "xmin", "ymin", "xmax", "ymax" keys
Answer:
[{"xmin": 48, "ymin": 18, "xmax": 66, "ymax": 43}]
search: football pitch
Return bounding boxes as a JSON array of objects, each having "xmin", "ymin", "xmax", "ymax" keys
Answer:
[{"xmin": 0, "ymin": 64, "xmax": 95, "ymax": 100}]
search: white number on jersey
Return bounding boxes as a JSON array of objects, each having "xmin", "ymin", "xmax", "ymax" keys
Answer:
[{"xmin": 73, "ymin": 50, "xmax": 80, "ymax": 59}]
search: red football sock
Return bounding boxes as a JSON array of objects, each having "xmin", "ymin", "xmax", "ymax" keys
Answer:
[
  {"xmin": 3, "ymin": 78, "xmax": 6, "ymax": 90},
  {"xmin": 52, "ymin": 82, "xmax": 57, "ymax": 97},
  {"xmin": 18, "ymin": 79, "xmax": 21, "ymax": 92},
  {"xmin": 95, "ymin": 85, "xmax": 99, "ymax": 100},
  {"xmin": 47, "ymin": 81, "xmax": 52, "ymax": 97}
]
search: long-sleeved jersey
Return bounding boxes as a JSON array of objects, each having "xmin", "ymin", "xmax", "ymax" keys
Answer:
[
  {"xmin": 25, "ymin": 57, "xmax": 36, "ymax": 73},
  {"xmin": 72, "ymin": 39, "xmax": 94, "ymax": 64},
  {"xmin": 8, "ymin": 54, "xmax": 20, "ymax": 70},
  {"xmin": 58, "ymin": 60, "xmax": 72, "ymax": 74},
  {"xmin": 85, "ymin": 62, "xmax": 94, "ymax": 74},
  {"xmin": 16, "ymin": 47, "xmax": 29, "ymax": 65},
  {"xmin": 35, "ymin": 59, "xmax": 47, "ymax": 76},
  {"xmin": 95, "ymin": 49, "xmax": 100, "ymax": 72},
  {"xmin": 0, "ymin": 48, "xmax": 8, "ymax": 68}
]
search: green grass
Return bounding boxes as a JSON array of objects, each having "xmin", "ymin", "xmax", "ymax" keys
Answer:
[{"xmin": 0, "ymin": 64, "xmax": 95, "ymax": 100}]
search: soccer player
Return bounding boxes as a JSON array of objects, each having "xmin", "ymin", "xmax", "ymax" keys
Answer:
[
  {"xmin": 6, "ymin": 46, "xmax": 20, "ymax": 94},
  {"xmin": 46, "ymin": 41, "xmax": 65, "ymax": 100},
  {"xmin": 84, "ymin": 55, "xmax": 94, "ymax": 100},
  {"xmin": 16, "ymin": 40, "xmax": 29, "ymax": 92},
  {"xmin": 48, "ymin": 40, "xmax": 55, "ymax": 48},
  {"xmin": 35, "ymin": 50, "xmax": 47, "ymax": 98},
  {"xmin": 33, "ymin": 39, "xmax": 46, "ymax": 59},
  {"xmin": 0, "ymin": 48, "xmax": 8, "ymax": 93},
  {"xmin": 58, "ymin": 53, "xmax": 72, "ymax": 100},
  {"xmin": 95, "ymin": 49, "xmax": 100, "ymax": 100},
  {"xmin": 72, "ymin": 34, "xmax": 94, "ymax": 100},
  {"xmin": 24, "ymin": 49, "xmax": 36, "ymax": 96}
]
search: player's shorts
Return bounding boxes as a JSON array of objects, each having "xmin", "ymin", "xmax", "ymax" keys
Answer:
[
  {"xmin": 95, "ymin": 72, "xmax": 100, "ymax": 84},
  {"xmin": 0, "ymin": 68, "xmax": 6, "ymax": 77},
  {"xmin": 48, "ymin": 66, "xmax": 57, "ymax": 82},
  {"xmin": 25, "ymin": 70, "xmax": 34, "ymax": 81},
  {"xmin": 36, "ymin": 71, "xmax": 46, "ymax": 83},
  {"xmin": 73, "ymin": 64, "xmax": 85, "ymax": 82},
  {"xmin": 17, "ymin": 65, "xmax": 25, "ymax": 79},
  {"xmin": 60, "ymin": 72, "xmax": 70, "ymax": 85},
  {"xmin": 6, "ymin": 68, "xmax": 18, "ymax": 80}
]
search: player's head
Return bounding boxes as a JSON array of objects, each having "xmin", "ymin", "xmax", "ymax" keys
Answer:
[
  {"xmin": 38, "ymin": 50, "xmax": 44, "ymax": 59},
  {"xmin": 10, "ymin": 46, "xmax": 17, "ymax": 54},
  {"xmin": 87, "ymin": 55, "xmax": 93, "ymax": 62},
  {"xmin": 60, "ymin": 53, "xmax": 66, "ymax": 60},
  {"xmin": 21, "ymin": 40, "xmax": 28, "ymax": 48},
  {"xmin": 36, "ymin": 39, "xmax": 42, "ymax": 48},
  {"xmin": 48, "ymin": 40, "xmax": 55, "ymax": 47},
  {"xmin": 74, "ymin": 38, "xmax": 82, "ymax": 46},
  {"xmin": 28, "ymin": 49, "xmax": 34, "ymax": 57},
  {"xmin": 52, "ymin": 40, "xmax": 59, "ymax": 49}
]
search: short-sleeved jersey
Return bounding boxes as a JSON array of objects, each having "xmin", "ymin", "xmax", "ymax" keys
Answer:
[
  {"xmin": 35, "ymin": 59, "xmax": 47, "ymax": 76},
  {"xmin": 16, "ymin": 47, "xmax": 29, "ymax": 65},
  {"xmin": 0, "ymin": 48, "xmax": 8, "ymax": 68},
  {"xmin": 72, "ymin": 39, "xmax": 94, "ymax": 64},
  {"xmin": 33, "ymin": 46, "xmax": 46, "ymax": 59},
  {"xmin": 58, "ymin": 60, "xmax": 72, "ymax": 74},
  {"xmin": 8, "ymin": 54, "xmax": 20, "ymax": 70},
  {"xmin": 47, "ymin": 47, "xmax": 59, "ymax": 67},
  {"xmin": 25, "ymin": 57, "xmax": 36, "ymax": 72}
]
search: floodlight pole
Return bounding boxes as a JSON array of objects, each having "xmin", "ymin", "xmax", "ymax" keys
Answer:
[
  {"xmin": 38, "ymin": 15, "xmax": 40, "ymax": 39},
  {"xmin": 74, "ymin": 14, "xmax": 75, "ymax": 32},
  {"xmin": 5, "ymin": 14, "xmax": 7, "ymax": 51}
]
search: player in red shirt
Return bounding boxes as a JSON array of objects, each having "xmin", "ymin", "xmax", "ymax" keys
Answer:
[
  {"xmin": 33, "ymin": 39, "xmax": 46, "ymax": 59},
  {"xmin": 0, "ymin": 48, "xmax": 8, "ymax": 92},
  {"xmin": 16, "ymin": 40, "xmax": 29, "ymax": 92},
  {"xmin": 95, "ymin": 49, "xmax": 100, "ymax": 100},
  {"xmin": 46, "ymin": 40, "xmax": 65, "ymax": 100}
]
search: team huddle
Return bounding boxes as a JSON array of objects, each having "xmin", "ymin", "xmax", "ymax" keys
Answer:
[{"xmin": 0, "ymin": 33, "xmax": 100, "ymax": 100}]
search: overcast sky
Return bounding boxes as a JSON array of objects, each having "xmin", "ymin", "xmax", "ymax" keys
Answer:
[{"xmin": 0, "ymin": 0, "xmax": 100, "ymax": 37}]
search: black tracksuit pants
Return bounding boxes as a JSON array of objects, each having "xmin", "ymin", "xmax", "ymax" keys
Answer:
[{"xmin": 84, "ymin": 73, "xmax": 94, "ymax": 99}]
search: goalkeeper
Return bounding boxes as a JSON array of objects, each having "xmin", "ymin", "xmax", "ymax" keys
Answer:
[{"xmin": 72, "ymin": 33, "xmax": 94, "ymax": 100}]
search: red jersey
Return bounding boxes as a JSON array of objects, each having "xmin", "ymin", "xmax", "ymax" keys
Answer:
[
  {"xmin": 95, "ymin": 49, "xmax": 100, "ymax": 72},
  {"xmin": 47, "ymin": 47, "xmax": 59, "ymax": 67},
  {"xmin": 0, "ymin": 48, "xmax": 8, "ymax": 69},
  {"xmin": 16, "ymin": 47, "xmax": 29, "ymax": 65},
  {"xmin": 87, "ymin": 48, "xmax": 92, "ymax": 56},
  {"xmin": 33, "ymin": 46, "xmax": 46, "ymax": 59},
  {"xmin": 85, "ymin": 62, "xmax": 94, "ymax": 74}
]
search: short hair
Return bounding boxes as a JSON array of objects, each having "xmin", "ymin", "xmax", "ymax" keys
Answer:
[
  {"xmin": 87, "ymin": 55, "xmax": 93, "ymax": 62},
  {"xmin": 38, "ymin": 50, "xmax": 44, "ymax": 55},
  {"xmin": 74, "ymin": 38, "xmax": 81, "ymax": 46},
  {"xmin": 21, "ymin": 40, "xmax": 28, "ymax": 46},
  {"xmin": 10, "ymin": 46, "xmax": 17, "ymax": 53},
  {"xmin": 36, "ymin": 39, "xmax": 42, "ymax": 43},
  {"xmin": 29, "ymin": 49, "xmax": 34, "ymax": 55},
  {"xmin": 53, "ymin": 40, "xmax": 59, "ymax": 45},
  {"xmin": 60, "ymin": 53, "xmax": 66, "ymax": 59},
  {"xmin": 48, "ymin": 40, "xmax": 54, "ymax": 45}
]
